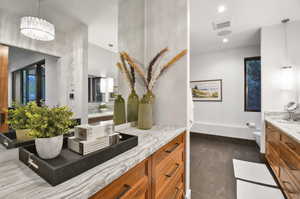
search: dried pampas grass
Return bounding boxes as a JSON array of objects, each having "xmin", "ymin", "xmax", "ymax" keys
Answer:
[
  {"xmin": 147, "ymin": 47, "xmax": 169, "ymax": 84},
  {"xmin": 122, "ymin": 52, "xmax": 148, "ymax": 88},
  {"xmin": 150, "ymin": 49, "xmax": 187, "ymax": 90},
  {"xmin": 116, "ymin": 48, "xmax": 187, "ymax": 93}
]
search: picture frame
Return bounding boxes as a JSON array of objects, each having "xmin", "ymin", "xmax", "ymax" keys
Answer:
[{"xmin": 191, "ymin": 79, "xmax": 222, "ymax": 102}]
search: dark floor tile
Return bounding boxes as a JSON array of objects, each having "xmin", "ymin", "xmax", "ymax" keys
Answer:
[{"xmin": 190, "ymin": 133, "xmax": 262, "ymax": 199}]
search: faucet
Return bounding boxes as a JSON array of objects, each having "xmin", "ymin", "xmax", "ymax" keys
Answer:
[{"xmin": 285, "ymin": 102, "xmax": 299, "ymax": 121}]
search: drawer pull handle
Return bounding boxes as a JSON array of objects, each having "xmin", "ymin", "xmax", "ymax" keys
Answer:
[
  {"xmin": 166, "ymin": 163, "xmax": 180, "ymax": 178},
  {"xmin": 282, "ymin": 181, "xmax": 297, "ymax": 194},
  {"xmin": 115, "ymin": 184, "xmax": 131, "ymax": 199},
  {"xmin": 165, "ymin": 143, "xmax": 179, "ymax": 153}
]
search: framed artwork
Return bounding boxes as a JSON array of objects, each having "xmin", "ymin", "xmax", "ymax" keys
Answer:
[
  {"xmin": 191, "ymin": 79, "xmax": 222, "ymax": 102},
  {"xmin": 244, "ymin": 57, "xmax": 261, "ymax": 112}
]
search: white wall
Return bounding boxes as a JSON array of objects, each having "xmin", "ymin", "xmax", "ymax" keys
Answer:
[
  {"xmin": 118, "ymin": 0, "xmax": 146, "ymax": 100},
  {"xmin": 146, "ymin": 0, "xmax": 188, "ymax": 126},
  {"xmin": 191, "ymin": 46, "xmax": 261, "ymax": 140},
  {"xmin": 8, "ymin": 47, "xmax": 59, "ymax": 107},
  {"xmin": 260, "ymin": 20, "xmax": 300, "ymax": 153}
]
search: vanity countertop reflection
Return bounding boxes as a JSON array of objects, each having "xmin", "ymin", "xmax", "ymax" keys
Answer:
[{"xmin": 0, "ymin": 125, "xmax": 186, "ymax": 199}]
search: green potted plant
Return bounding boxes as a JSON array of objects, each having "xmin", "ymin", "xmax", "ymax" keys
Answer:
[
  {"xmin": 26, "ymin": 103, "xmax": 74, "ymax": 159},
  {"xmin": 8, "ymin": 102, "xmax": 35, "ymax": 142}
]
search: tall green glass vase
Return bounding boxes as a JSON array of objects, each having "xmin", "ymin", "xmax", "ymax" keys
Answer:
[
  {"xmin": 138, "ymin": 94, "xmax": 153, "ymax": 130},
  {"xmin": 113, "ymin": 95, "xmax": 126, "ymax": 125},
  {"xmin": 127, "ymin": 90, "xmax": 139, "ymax": 123},
  {"xmin": 145, "ymin": 90, "xmax": 155, "ymax": 104}
]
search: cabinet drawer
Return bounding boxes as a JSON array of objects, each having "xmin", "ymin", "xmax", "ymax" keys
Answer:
[
  {"xmin": 266, "ymin": 142, "xmax": 281, "ymax": 177},
  {"xmin": 154, "ymin": 146, "xmax": 184, "ymax": 197},
  {"xmin": 153, "ymin": 133, "xmax": 185, "ymax": 166},
  {"xmin": 281, "ymin": 133, "xmax": 300, "ymax": 158},
  {"xmin": 279, "ymin": 142, "xmax": 300, "ymax": 187},
  {"xmin": 90, "ymin": 159, "xmax": 150, "ymax": 199},
  {"xmin": 279, "ymin": 168, "xmax": 300, "ymax": 199},
  {"xmin": 156, "ymin": 165, "xmax": 184, "ymax": 199},
  {"xmin": 266, "ymin": 123, "xmax": 281, "ymax": 144}
]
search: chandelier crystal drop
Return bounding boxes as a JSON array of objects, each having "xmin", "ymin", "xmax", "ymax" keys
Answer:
[{"xmin": 20, "ymin": 16, "xmax": 55, "ymax": 41}]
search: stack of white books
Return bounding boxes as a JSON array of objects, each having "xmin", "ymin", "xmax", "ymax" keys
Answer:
[
  {"xmin": 68, "ymin": 136, "xmax": 110, "ymax": 155},
  {"xmin": 68, "ymin": 122, "xmax": 114, "ymax": 155}
]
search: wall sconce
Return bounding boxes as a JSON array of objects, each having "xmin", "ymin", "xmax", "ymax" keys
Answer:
[
  {"xmin": 100, "ymin": 78, "xmax": 107, "ymax": 93},
  {"xmin": 107, "ymin": 78, "xmax": 114, "ymax": 93},
  {"xmin": 280, "ymin": 66, "xmax": 294, "ymax": 91},
  {"xmin": 100, "ymin": 78, "xmax": 114, "ymax": 93}
]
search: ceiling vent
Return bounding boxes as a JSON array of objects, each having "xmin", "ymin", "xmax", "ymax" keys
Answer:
[{"xmin": 212, "ymin": 20, "xmax": 231, "ymax": 31}]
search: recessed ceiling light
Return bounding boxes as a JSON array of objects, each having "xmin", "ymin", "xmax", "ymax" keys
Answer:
[
  {"xmin": 222, "ymin": 38, "xmax": 229, "ymax": 43},
  {"xmin": 217, "ymin": 5, "xmax": 227, "ymax": 13}
]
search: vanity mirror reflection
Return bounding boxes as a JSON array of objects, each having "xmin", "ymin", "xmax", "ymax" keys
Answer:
[
  {"xmin": 0, "ymin": 45, "xmax": 66, "ymax": 148},
  {"xmin": 87, "ymin": 44, "xmax": 118, "ymax": 124}
]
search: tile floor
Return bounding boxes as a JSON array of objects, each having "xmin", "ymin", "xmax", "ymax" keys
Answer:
[{"xmin": 190, "ymin": 133, "xmax": 263, "ymax": 199}]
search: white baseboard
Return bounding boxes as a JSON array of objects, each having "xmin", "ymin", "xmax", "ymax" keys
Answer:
[
  {"xmin": 191, "ymin": 121, "xmax": 256, "ymax": 140},
  {"xmin": 185, "ymin": 188, "xmax": 191, "ymax": 199}
]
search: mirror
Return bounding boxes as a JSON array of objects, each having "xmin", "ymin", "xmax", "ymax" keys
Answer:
[{"xmin": 0, "ymin": 0, "xmax": 146, "ymax": 149}]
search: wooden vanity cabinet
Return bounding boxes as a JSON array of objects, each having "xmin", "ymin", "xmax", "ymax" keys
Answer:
[
  {"xmin": 88, "ymin": 115, "xmax": 113, "ymax": 124},
  {"xmin": 90, "ymin": 132, "xmax": 186, "ymax": 199},
  {"xmin": 265, "ymin": 122, "xmax": 300, "ymax": 199}
]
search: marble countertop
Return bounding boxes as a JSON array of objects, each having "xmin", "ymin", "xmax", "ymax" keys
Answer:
[
  {"xmin": 0, "ymin": 125, "xmax": 186, "ymax": 199},
  {"xmin": 265, "ymin": 116, "xmax": 300, "ymax": 143},
  {"xmin": 88, "ymin": 111, "xmax": 113, "ymax": 119}
]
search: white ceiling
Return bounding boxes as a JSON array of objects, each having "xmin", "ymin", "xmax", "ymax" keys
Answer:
[
  {"xmin": 0, "ymin": 0, "xmax": 119, "ymax": 52},
  {"xmin": 191, "ymin": 0, "xmax": 300, "ymax": 55}
]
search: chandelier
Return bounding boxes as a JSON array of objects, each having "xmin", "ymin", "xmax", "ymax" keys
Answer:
[{"xmin": 20, "ymin": 0, "xmax": 55, "ymax": 41}]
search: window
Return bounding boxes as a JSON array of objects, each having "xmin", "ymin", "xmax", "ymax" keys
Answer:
[
  {"xmin": 244, "ymin": 57, "xmax": 261, "ymax": 112},
  {"xmin": 12, "ymin": 60, "xmax": 45, "ymax": 105}
]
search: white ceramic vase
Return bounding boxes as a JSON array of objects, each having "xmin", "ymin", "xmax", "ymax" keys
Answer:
[{"xmin": 35, "ymin": 135, "xmax": 63, "ymax": 159}]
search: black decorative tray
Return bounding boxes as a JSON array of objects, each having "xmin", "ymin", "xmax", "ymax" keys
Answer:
[
  {"xmin": 19, "ymin": 133, "xmax": 138, "ymax": 186},
  {"xmin": 0, "ymin": 131, "xmax": 34, "ymax": 149}
]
